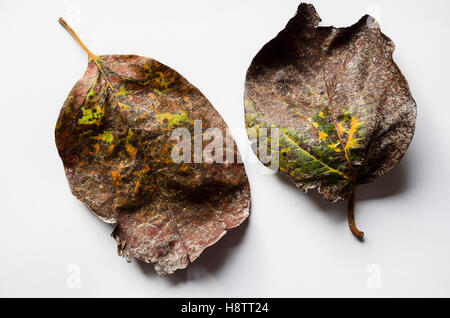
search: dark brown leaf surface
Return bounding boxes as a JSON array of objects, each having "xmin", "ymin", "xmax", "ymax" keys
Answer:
[
  {"xmin": 56, "ymin": 19, "xmax": 250, "ymax": 275},
  {"xmin": 244, "ymin": 3, "xmax": 416, "ymax": 238}
]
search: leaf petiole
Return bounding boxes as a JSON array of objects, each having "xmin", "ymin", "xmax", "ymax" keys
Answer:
[
  {"xmin": 348, "ymin": 184, "xmax": 364, "ymax": 240},
  {"xmin": 58, "ymin": 17, "xmax": 97, "ymax": 60}
]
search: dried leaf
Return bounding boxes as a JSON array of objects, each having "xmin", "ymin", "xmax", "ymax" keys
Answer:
[
  {"xmin": 244, "ymin": 3, "xmax": 416, "ymax": 238},
  {"xmin": 56, "ymin": 19, "xmax": 250, "ymax": 275}
]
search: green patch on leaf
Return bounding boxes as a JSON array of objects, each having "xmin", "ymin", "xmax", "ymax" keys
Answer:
[
  {"xmin": 78, "ymin": 105, "xmax": 104, "ymax": 124},
  {"xmin": 98, "ymin": 130, "xmax": 114, "ymax": 144},
  {"xmin": 155, "ymin": 111, "xmax": 191, "ymax": 128}
]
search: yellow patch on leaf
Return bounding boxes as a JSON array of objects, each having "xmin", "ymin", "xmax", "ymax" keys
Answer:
[
  {"xmin": 318, "ymin": 131, "xmax": 328, "ymax": 141},
  {"xmin": 118, "ymin": 102, "xmax": 129, "ymax": 111},
  {"xmin": 337, "ymin": 122, "xmax": 345, "ymax": 135},
  {"xmin": 154, "ymin": 71, "xmax": 176, "ymax": 90},
  {"xmin": 345, "ymin": 116, "xmax": 364, "ymax": 150},
  {"xmin": 133, "ymin": 180, "xmax": 141, "ymax": 194},
  {"xmin": 125, "ymin": 129, "xmax": 138, "ymax": 158},
  {"xmin": 98, "ymin": 130, "xmax": 114, "ymax": 144},
  {"xmin": 115, "ymin": 86, "xmax": 128, "ymax": 97},
  {"xmin": 328, "ymin": 142, "xmax": 341, "ymax": 153},
  {"xmin": 111, "ymin": 170, "xmax": 120, "ymax": 186},
  {"xmin": 155, "ymin": 111, "xmax": 191, "ymax": 128}
]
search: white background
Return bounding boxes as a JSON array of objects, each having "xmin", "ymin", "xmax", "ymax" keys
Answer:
[{"xmin": 1, "ymin": 0, "xmax": 449, "ymax": 297}]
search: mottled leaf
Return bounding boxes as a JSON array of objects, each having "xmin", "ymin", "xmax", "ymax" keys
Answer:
[
  {"xmin": 244, "ymin": 3, "xmax": 416, "ymax": 238},
  {"xmin": 56, "ymin": 19, "xmax": 250, "ymax": 275}
]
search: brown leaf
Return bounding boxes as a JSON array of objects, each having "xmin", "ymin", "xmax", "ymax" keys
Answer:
[
  {"xmin": 56, "ymin": 19, "xmax": 250, "ymax": 275},
  {"xmin": 244, "ymin": 3, "xmax": 416, "ymax": 239}
]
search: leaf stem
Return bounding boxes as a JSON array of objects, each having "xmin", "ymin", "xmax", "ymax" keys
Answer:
[
  {"xmin": 348, "ymin": 184, "xmax": 364, "ymax": 240},
  {"xmin": 58, "ymin": 18, "xmax": 96, "ymax": 60}
]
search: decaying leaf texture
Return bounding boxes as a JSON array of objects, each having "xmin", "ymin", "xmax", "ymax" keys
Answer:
[
  {"xmin": 244, "ymin": 3, "xmax": 416, "ymax": 238},
  {"xmin": 56, "ymin": 19, "xmax": 250, "ymax": 275}
]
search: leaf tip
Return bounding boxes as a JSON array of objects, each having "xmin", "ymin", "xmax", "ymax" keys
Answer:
[{"xmin": 294, "ymin": 3, "xmax": 321, "ymax": 28}]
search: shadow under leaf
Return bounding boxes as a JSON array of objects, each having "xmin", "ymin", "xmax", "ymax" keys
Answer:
[{"xmin": 136, "ymin": 217, "xmax": 250, "ymax": 283}]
